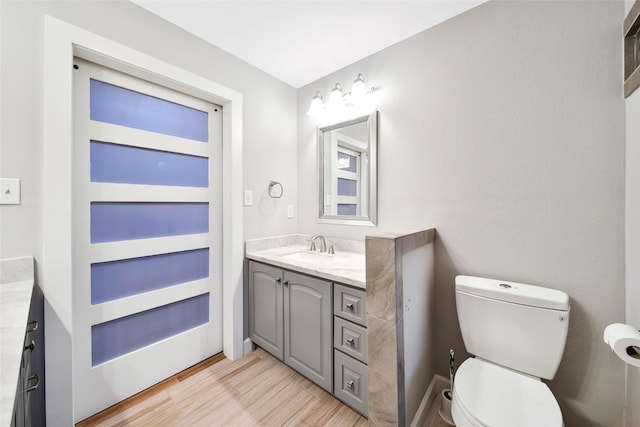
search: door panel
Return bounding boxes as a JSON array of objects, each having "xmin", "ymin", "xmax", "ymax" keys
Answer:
[
  {"xmin": 249, "ymin": 262, "xmax": 284, "ymax": 360},
  {"xmin": 72, "ymin": 58, "xmax": 222, "ymax": 421},
  {"xmin": 284, "ymin": 271, "xmax": 332, "ymax": 392}
]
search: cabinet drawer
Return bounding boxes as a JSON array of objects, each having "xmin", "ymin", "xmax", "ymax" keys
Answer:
[
  {"xmin": 334, "ymin": 350, "xmax": 368, "ymax": 416},
  {"xmin": 334, "ymin": 283, "xmax": 366, "ymax": 326},
  {"xmin": 334, "ymin": 317, "xmax": 368, "ymax": 363}
]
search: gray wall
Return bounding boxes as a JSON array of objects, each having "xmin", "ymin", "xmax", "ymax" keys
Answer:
[
  {"xmin": 298, "ymin": 1, "xmax": 625, "ymax": 426},
  {"xmin": 0, "ymin": 0, "xmax": 298, "ymax": 265},
  {"xmin": 625, "ymin": 3, "xmax": 640, "ymax": 427}
]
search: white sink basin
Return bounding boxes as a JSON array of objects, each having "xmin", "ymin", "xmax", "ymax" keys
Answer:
[{"xmin": 281, "ymin": 251, "xmax": 335, "ymax": 263}]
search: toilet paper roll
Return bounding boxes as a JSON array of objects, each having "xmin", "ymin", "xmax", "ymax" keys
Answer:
[{"xmin": 604, "ymin": 323, "xmax": 640, "ymax": 367}]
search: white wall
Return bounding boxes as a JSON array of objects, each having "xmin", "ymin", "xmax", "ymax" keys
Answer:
[
  {"xmin": 0, "ymin": 0, "xmax": 297, "ymax": 423},
  {"xmin": 0, "ymin": 0, "xmax": 298, "ymax": 264},
  {"xmin": 298, "ymin": 1, "xmax": 625, "ymax": 425},
  {"xmin": 625, "ymin": 3, "xmax": 640, "ymax": 426}
]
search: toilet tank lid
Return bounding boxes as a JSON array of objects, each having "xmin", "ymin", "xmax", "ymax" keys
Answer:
[{"xmin": 455, "ymin": 275, "xmax": 570, "ymax": 311}]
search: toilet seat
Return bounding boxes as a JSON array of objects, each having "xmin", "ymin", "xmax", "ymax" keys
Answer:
[{"xmin": 451, "ymin": 358, "xmax": 563, "ymax": 427}]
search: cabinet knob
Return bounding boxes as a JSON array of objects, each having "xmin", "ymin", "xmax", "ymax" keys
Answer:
[
  {"xmin": 346, "ymin": 379, "xmax": 354, "ymax": 390},
  {"xmin": 276, "ymin": 278, "xmax": 281, "ymax": 284},
  {"xmin": 24, "ymin": 340, "xmax": 35, "ymax": 353},
  {"xmin": 345, "ymin": 303, "xmax": 354, "ymax": 311},
  {"xmin": 283, "ymin": 280, "xmax": 289, "ymax": 287},
  {"xmin": 346, "ymin": 338, "xmax": 355, "ymax": 346}
]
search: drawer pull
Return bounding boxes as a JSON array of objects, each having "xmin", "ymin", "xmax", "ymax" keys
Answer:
[
  {"xmin": 347, "ymin": 338, "xmax": 355, "ymax": 346},
  {"xmin": 26, "ymin": 374, "xmax": 40, "ymax": 392},
  {"xmin": 345, "ymin": 303, "xmax": 354, "ymax": 311},
  {"xmin": 24, "ymin": 340, "xmax": 35, "ymax": 353},
  {"xmin": 346, "ymin": 379, "xmax": 354, "ymax": 390},
  {"xmin": 27, "ymin": 320, "xmax": 38, "ymax": 333}
]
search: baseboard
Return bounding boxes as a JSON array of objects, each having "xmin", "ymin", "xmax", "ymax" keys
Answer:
[
  {"xmin": 243, "ymin": 338, "xmax": 253, "ymax": 355},
  {"xmin": 410, "ymin": 374, "xmax": 450, "ymax": 427}
]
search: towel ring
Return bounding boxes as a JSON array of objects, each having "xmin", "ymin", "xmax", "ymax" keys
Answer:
[{"xmin": 268, "ymin": 180, "xmax": 283, "ymax": 198}]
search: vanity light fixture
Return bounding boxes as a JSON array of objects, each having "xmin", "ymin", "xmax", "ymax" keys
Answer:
[
  {"xmin": 350, "ymin": 73, "xmax": 367, "ymax": 104},
  {"xmin": 328, "ymin": 83, "xmax": 345, "ymax": 118},
  {"xmin": 328, "ymin": 83, "xmax": 344, "ymax": 108},
  {"xmin": 307, "ymin": 74, "xmax": 374, "ymax": 122},
  {"xmin": 307, "ymin": 91, "xmax": 324, "ymax": 118}
]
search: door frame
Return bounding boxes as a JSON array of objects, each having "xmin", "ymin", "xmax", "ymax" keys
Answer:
[{"xmin": 43, "ymin": 15, "xmax": 244, "ymax": 425}]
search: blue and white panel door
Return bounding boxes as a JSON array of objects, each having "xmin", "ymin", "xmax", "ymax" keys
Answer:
[{"xmin": 72, "ymin": 58, "xmax": 222, "ymax": 421}]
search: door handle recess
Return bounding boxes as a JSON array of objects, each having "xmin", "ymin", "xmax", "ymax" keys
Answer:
[
  {"xmin": 26, "ymin": 374, "xmax": 39, "ymax": 392},
  {"xmin": 27, "ymin": 321, "xmax": 38, "ymax": 333}
]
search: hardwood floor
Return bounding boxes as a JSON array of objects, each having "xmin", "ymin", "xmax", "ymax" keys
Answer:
[
  {"xmin": 422, "ymin": 392, "xmax": 454, "ymax": 427},
  {"xmin": 77, "ymin": 347, "xmax": 454, "ymax": 427},
  {"xmin": 76, "ymin": 347, "xmax": 367, "ymax": 426}
]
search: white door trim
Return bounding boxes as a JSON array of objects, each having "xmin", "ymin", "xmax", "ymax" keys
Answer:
[{"xmin": 43, "ymin": 15, "xmax": 244, "ymax": 425}]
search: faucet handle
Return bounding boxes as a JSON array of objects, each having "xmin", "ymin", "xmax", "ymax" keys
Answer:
[
  {"xmin": 310, "ymin": 241, "xmax": 317, "ymax": 251},
  {"xmin": 328, "ymin": 244, "xmax": 335, "ymax": 255}
]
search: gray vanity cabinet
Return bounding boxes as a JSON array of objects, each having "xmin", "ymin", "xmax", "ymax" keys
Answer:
[
  {"xmin": 283, "ymin": 270, "xmax": 332, "ymax": 392},
  {"xmin": 249, "ymin": 262, "xmax": 332, "ymax": 392},
  {"xmin": 249, "ymin": 262, "xmax": 284, "ymax": 360},
  {"xmin": 333, "ymin": 283, "xmax": 368, "ymax": 416}
]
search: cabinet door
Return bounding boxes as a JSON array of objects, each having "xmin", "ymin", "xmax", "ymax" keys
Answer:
[
  {"xmin": 249, "ymin": 262, "xmax": 284, "ymax": 360},
  {"xmin": 284, "ymin": 271, "xmax": 332, "ymax": 392}
]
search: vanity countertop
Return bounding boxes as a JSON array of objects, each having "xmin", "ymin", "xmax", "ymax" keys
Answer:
[
  {"xmin": 246, "ymin": 244, "xmax": 366, "ymax": 289},
  {"xmin": 0, "ymin": 256, "xmax": 35, "ymax": 427}
]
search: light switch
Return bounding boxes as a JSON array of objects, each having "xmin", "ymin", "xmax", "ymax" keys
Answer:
[
  {"xmin": 244, "ymin": 190, "xmax": 253, "ymax": 206},
  {"xmin": 287, "ymin": 204, "xmax": 294, "ymax": 218},
  {"xmin": 0, "ymin": 178, "xmax": 20, "ymax": 205}
]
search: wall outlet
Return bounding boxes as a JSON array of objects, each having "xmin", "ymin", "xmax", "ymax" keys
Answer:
[
  {"xmin": 244, "ymin": 190, "xmax": 253, "ymax": 206},
  {"xmin": 287, "ymin": 204, "xmax": 294, "ymax": 218},
  {"xmin": 0, "ymin": 178, "xmax": 20, "ymax": 205}
]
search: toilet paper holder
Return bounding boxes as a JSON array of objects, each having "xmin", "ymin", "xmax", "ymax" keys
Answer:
[
  {"xmin": 604, "ymin": 323, "xmax": 640, "ymax": 365},
  {"xmin": 626, "ymin": 344, "xmax": 640, "ymax": 359}
]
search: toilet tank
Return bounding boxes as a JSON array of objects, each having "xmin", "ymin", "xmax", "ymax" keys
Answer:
[{"xmin": 455, "ymin": 275, "xmax": 570, "ymax": 380}]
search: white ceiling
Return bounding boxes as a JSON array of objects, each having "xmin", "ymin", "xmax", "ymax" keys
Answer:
[{"xmin": 132, "ymin": 1, "xmax": 485, "ymax": 88}]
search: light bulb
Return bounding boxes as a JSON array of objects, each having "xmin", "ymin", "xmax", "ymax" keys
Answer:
[
  {"xmin": 328, "ymin": 83, "xmax": 344, "ymax": 109},
  {"xmin": 307, "ymin": 91, "xmax": 324, "ymax": 119},
  {"xmin": 351, "ymin": 74, "xmax": 366, "ymax": 102}
]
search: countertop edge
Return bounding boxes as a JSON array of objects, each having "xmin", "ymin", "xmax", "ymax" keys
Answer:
[{"xmin": 246, "ymin": 248, "xmax": 366, "ymax": 289}]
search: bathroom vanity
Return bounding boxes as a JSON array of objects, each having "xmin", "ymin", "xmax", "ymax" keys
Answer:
[
  {"xmin": 246, "ymin": 236, "xmax": 368, "ymax": 416},
  {"xmin": 246, "ymin": 229, "xmax": 435, "ymax": 425}
]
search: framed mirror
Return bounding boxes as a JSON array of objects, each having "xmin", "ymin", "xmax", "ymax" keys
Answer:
[{"xmin": 318, "ymin": 111, "xmax": 378, "ymax": 226}]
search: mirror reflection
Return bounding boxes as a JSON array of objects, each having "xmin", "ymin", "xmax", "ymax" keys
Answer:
[{"xmin": 318, "ymin": 111, "xmax": 377, "ymax": 226}]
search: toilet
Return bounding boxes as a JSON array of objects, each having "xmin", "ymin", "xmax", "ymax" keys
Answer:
[{"xmin": 451, "ymin": 275, "xmax": 570, "ymax": 427}]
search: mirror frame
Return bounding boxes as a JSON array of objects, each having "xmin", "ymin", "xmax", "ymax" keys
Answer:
[{"xmin": 317, "ymin": 111, "xmax": 378, "ymax": 226}]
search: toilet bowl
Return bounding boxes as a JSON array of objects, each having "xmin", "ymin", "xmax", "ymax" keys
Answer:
[
  {"xmin": 451, "ymin": 358, "xmax": 563, "ymax": 427},
  {"xmin": 452, "ymin": 275, "xmax": 570, "ymax": 427}
]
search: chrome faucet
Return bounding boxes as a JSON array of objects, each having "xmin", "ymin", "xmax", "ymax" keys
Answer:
[{"xmin": 310, "ymin": 235, "xmax": 327, "ymax": 252}]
